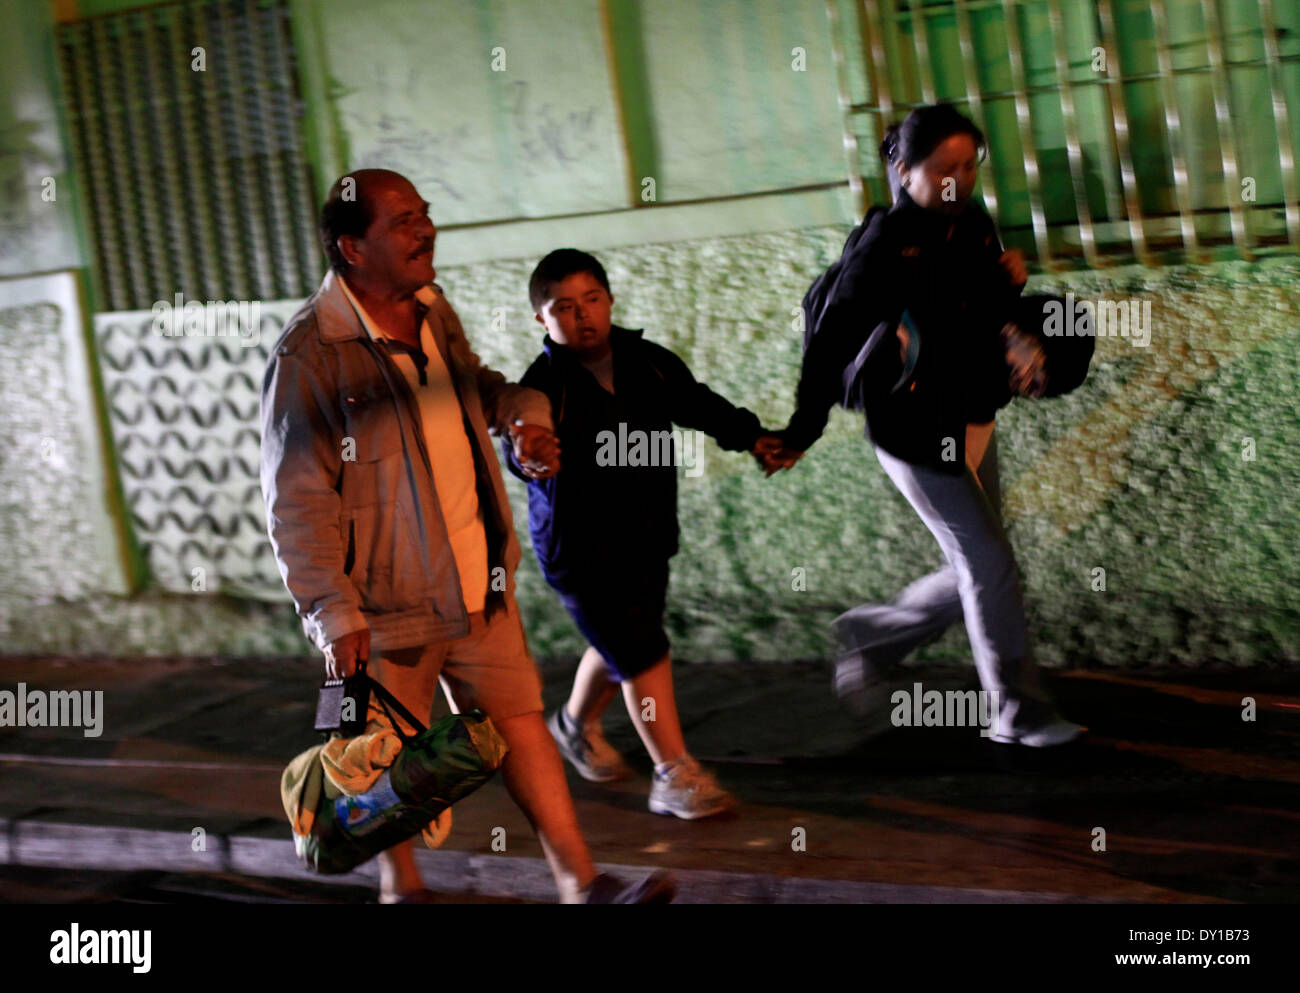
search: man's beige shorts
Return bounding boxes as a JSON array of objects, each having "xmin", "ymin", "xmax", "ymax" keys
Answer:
[{"xmin": 370, "ymin": 596, "xmax": 544, "ymax": 734}]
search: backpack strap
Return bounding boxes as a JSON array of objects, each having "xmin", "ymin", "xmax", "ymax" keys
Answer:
[{"xmin": 810, "ymin": 205, "xmax": 889, "ymax": 337}]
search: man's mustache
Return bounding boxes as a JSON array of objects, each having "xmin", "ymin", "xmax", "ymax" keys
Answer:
[{"xmin": 410, "ymin": 242, "xmax": 434, "ymax": 259}]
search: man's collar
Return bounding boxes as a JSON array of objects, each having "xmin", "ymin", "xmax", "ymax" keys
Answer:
[
  {"xmin": 336, "ymin": 273, "xmax": 383, "ymax": 343},
  {"xmin": 315, "ymin": 268, "xmax": 439, "ymax": 344}
]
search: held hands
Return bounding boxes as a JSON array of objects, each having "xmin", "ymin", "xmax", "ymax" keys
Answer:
[
  {"xmin": 752, "ymin": 433, "xmax": 804, "ymax": 478},
  {"xmin": 510, "ymin": 420, "xmax": 562, "ymax": 479},
  {"xmin": 324, "ymin": 627, "xmax": 370, "ymax": 679}
]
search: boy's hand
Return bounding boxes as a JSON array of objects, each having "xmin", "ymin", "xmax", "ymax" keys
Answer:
[
  {"xmin": 752, "ymin": 434, "xmax": 781, "ymax": 476},
  {"xmin": 510, "ymin": 421, "xmax": 562, "ymax": 479},
  {"xmin": 998, "ymin": 249, "xmax": 1028, "ymax": 288}
]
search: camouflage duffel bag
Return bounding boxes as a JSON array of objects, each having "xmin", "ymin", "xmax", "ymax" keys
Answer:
[{"xmin": 294, "ymin": 678, "xmax": 509, "ymax": 875}]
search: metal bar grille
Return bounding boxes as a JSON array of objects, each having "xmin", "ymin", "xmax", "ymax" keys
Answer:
[
  {"xmin": 141, "ymin": 9, "xmax": 198, "ymax": 299},
  {"xmin": 1150, "ymin": 0, "xmax": 1202, "ymax": 257},
  {"xmin": 830, "ymin": 0, "xmax": 1300, "ymax": 266},
  {"xmin": 828, "ymin": 0, "xmax": 868, "ymax": 219},
  {"xmin": 952, "ymin": 0, "xmax": 999, "ymax": 219},
  {"xmin": 1047, "ymin": 0, "xmax": 1100, "ymax": 266},
  {"xmin": 905, "ymin": 0, "xmax": 937, "ymax": 105},
  {"xmin": 64, "ymin": 26, "xmax": 130, "ymax": 307},
  {"xmin": 1259, "ymin": 0, "xmax": 1300, "ymax": 249},
  {"xmin": 1000, "ymin": 0, "xmax": 1055, "ymax": 264},
  {"xmin": 56, "ymin": 0, "xmax": 319, "ymax": 311},
  {"xmin": 1097, "ymin": 0, "xmax": 1152, "ymax": 264},
  {"xmin": 861, "ymin": 1, "xmax": 897, "ymax": 160},
  {"xmin": 1200, "ymin": 0, "xmax": 1251, "ymax": 256}
]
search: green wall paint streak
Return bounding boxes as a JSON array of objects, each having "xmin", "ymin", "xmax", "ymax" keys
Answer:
[
  {"xmin": 288, "ymin": 0, "xmax": 347, "ymax": 203},
  {"xmin": 603, "ymin": 0, "xmax": 658, "ymax": 206}
]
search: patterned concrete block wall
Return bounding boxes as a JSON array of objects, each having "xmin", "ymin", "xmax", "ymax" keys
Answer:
[
  {"xmin": 93, "ymin": 304, "xmax": 300, "ymax": 600},
  {"xmin": 2, "ymin": 230, "xmax": 1295, "ymax": 666}
]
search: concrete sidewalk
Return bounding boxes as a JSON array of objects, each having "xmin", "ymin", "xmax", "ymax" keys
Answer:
[{"xmin": 0, "ymin": 654, "xmax": 1296, "ymax": 903}]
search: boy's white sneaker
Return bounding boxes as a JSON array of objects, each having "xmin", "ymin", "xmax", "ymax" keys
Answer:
[
  {"xmin": 649, "ymin": 756, "xmax": 738, "ymax": 820},
  {"xmin": 547, "ymin": 708, "xmax": 630, "ymax": 782}
]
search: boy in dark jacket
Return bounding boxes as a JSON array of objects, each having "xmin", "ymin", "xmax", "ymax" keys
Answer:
[{"xmin": 504, "ymin": 249, "xmax": 781, "ymax": 819}]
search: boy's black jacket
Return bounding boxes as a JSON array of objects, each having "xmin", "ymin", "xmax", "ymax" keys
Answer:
[
  {"xmin": 784, "ymin": 188, "xmax": 1025, "ymax": 473},
  {"xmin": 503, "ymin": 326, "xmax": 763, "ymax": 590}
]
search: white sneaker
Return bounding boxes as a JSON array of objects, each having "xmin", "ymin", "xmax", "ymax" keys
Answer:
[
  {"xmin": 547, "ymin": 708, "xmax": 630, "ymax": 782},
  {"xmin": 648, "ymin": 756, "xmax": 738, "ymax": 820},
  {"xmin": 833, "ymin": 652, "xmax": 895, "ymax": 739}
]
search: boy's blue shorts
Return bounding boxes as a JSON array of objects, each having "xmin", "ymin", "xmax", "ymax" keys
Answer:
[{"xmin": 557, "ymin": 561, "xmax": 670, "ymax": 681}]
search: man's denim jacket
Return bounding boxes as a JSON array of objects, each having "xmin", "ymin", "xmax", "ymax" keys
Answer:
[{"xmin": 260, "ymin": 269, "xmax": 551, "ymax": 653}]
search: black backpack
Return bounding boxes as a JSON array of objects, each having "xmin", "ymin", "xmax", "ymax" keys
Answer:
[
  {"xmin": 800, "ymin": 205, "xmax": 891, "ymax": 410},
  {"xmin": 801, "ymin": 209, "xmax": 1095, "ymax": 409},
  {"xmin": 800, "ymin": 205, "xmax": 889, "ymax": 353}
]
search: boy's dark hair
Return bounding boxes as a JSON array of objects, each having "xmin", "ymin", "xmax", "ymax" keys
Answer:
[
  {"xmin": 879, "ymin": 103, "xmax": 987, "ymax": 194},
  {"xmin": 320, "ymin": 174, "xmax": 376, "ymax": 272},
  {"xmin": 529, "ymin": 249, "xmax": 611, "ymax": 311}
]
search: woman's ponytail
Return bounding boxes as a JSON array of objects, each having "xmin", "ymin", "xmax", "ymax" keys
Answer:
[{"xmin": 880, "ymin": 123, "xmax": 904, "ymax": 202}]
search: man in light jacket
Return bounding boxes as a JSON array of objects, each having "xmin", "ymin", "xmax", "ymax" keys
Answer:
[{"xmin": 260, "ymin": 168, "xmax": 673, "ymax": 904}]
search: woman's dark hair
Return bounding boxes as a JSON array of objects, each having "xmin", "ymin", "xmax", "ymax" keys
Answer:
[{"xmin": 879, "ymin": 103, "xmax": 987, "ymax": 200}]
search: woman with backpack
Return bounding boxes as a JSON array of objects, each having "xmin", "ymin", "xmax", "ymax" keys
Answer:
[{"xmin": 771, "ymin": 103, "xmax": 1086, "ymax": 747}]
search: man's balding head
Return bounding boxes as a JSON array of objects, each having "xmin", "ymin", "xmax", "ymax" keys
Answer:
[
  {"xmin": 320, "ymin": 169, "xmax": 412, "ymax": 273},
  {"xmin": 319, "ymin": 170, "xmax": 437, "ymax": 294}
]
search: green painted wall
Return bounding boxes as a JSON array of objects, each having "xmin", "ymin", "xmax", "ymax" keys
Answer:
[
  {"xmin": 325, "ymin": 247, "xmax": 1300, "ymax": 667},
  {"xmin": 4, "ymin": 233, "xmax": 1296, "ymax": 665},
  {"xmin": 1, "ymin": 0, "xmax": 1296, "ymax": 667}
]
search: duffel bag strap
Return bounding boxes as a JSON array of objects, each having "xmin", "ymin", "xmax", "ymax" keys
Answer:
[{"xmin": 361, "ymin": 668, "xmax": 429, "ymax": 742}]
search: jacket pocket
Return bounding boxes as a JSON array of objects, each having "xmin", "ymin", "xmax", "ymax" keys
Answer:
[
  {"xmin": 341, "ymin": 450, "xmax": 424, "ymax": 613},
  {"xmin": 335, "ymin": 375, "xmax": 429, "ymax": 614},
  {"xmin": 342, "ymin": 386, "xmax": 402, "ymax": 465}
]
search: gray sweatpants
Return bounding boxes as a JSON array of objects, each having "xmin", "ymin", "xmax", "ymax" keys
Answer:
[{"xmin": 834, "ymin": 431, "xmax": 1060, "ymax": 735}]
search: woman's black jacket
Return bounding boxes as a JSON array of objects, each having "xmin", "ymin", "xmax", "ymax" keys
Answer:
[{"xmin": 783, "ymin": 188, "xmax": 1024, "ymax": 474}]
